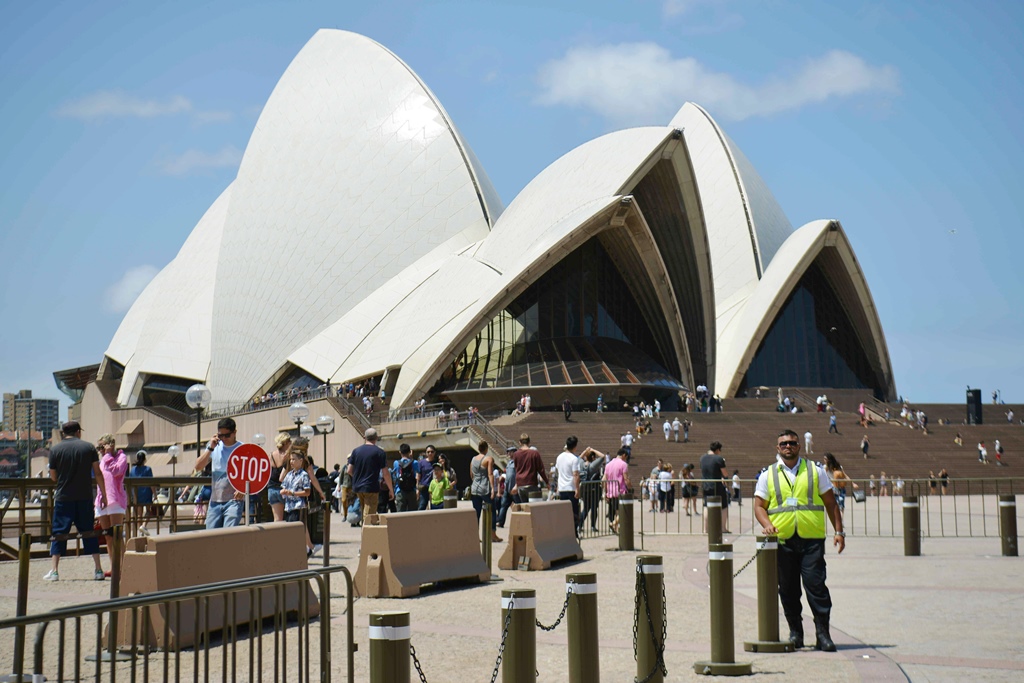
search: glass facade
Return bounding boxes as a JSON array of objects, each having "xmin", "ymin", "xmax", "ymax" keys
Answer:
[
  {"xmin": 438, "ymin": 237, "xmax": 683, "ymax": 394},
  {"xmin": 739, "ymin": 263, "xmax": 883, "ymax": 396}
]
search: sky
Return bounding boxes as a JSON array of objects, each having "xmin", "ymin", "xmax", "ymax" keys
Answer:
[{"xmin": 2, "ymin": 0, "xmax": 1022, "ymax": 417}]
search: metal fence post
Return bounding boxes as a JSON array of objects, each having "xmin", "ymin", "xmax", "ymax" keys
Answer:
[
  {"xmin": 618, "ymin": 497, "xmax": 634, "ymax": 551},
  {"xmin": 483, "ymin": 502, "xmax": 493, "ymax": 571},
  {"xmin": 694, "ymin": 543, "xmax": 752, "ymax": 675},
  {"xmin": 903, "ymin": 496, "xmax": 921, "ymax": 556},
  {"xmin": 743, "ymin": 536, "xmax": 793, "ymax": 653},
  {"xmin": 636, "ymin": 555, "xmax": 665, "ymax": 683},
  {"xmin": 705, "ymin": 495, "xmax": 722, "ymax": 545},
  {"xmin": 566, "ymin": 573, "xmax": 598, "ymax": 683},
  {"xmin": 502, "ymin": 588, "xmax": 536, "ymax": 683},
  {"xmin": 1, "ymin": 533, "xmax": 32, "ymax": 682},
  {"xmin": 1000, "ymin": 494, "xmax": 1018, "ymax": 557},
  {"xmin": 369, "ymin": 611, "xmax": 410, "ymax": 683}
]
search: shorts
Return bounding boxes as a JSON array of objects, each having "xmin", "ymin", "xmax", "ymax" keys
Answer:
[
  {"xmin": 51, "ymin": 499, "xmax": 99, "ymax": 556},
  {"xmin": 268, "ymin": 487, "xmax": 284, "ymax": 505},
  {"xmin": 95, "ymin": 503, "xmax": 126, "ymax": 517}
]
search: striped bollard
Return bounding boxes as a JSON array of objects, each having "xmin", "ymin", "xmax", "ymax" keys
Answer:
[
  {"xmin": 694, "ymin": 543, "xmax": 752, "ymax": 675},
  {"xmin": 636, "ymin": 555, "xmax": 665, "ymax": 683},
  {"xmin": 1000, "ymin": 494, "xmax": 1018, "ymax": 557},
  {"xmin": 618, "ymin": 497, "xmax": 635, "ymax": 551},
  {"xmin": 567, "ymin": 573, "xmax": 599, "ymax": 683},
  {"xmin": 369, "ymin": 611, "xmax": 410, "ymax": 683},
  {"xmin": 502, "ymin": 588, "xmax": 536, "ymax": 683},
  {"xmin": 705, "ymin": 495, "xmax": 722, "ymax": 544},
  {"xmin": 903, "ymin": 496, "xmax": 921, "ymax": 556},
  {"xmin": 743, "ymin": 536, "xmax": 793, "ymax": 653},
  {"xmin": 443, "ymin": 486, "xmax": 458, "ymax": 509}
]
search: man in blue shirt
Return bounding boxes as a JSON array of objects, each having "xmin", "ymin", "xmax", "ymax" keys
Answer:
[
  {"xmin": 391, "ymin": 443, "xmax": 420, "ymax": 512},
  {"xmin": 347, "ymin": 428, "xmax": 392, "ymax": 525},
  {"xmin": 416, "ymin": 444, "xmax": 437, "ymax": 510},
  {"xmin": 194, "ymin": 417, "xmax": 244, "ymax": 529}
]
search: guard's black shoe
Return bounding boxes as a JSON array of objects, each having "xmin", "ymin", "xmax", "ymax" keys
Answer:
[
  {"xmin": 788, "ymin": 631, "xmax": 804, "ymax": 649},
  {"xmin": 815, "ymin": 633, "xmax": 836, "ymax": 652}
]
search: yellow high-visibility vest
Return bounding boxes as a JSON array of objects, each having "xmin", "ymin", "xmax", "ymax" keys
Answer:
[{"xmin": 765, "ymin": 458, "xmax": 826, "ymax": 539}]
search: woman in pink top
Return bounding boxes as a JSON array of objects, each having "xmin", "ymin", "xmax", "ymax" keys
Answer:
[
  {"xmin": 601, "ymin": 448, "xmax": 631, "ymax": 533},
  {"xmin": 95, "ymin": 434, "xmax": 129, "ymax": 574}
]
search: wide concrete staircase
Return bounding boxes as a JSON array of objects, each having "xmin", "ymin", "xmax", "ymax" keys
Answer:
[{"xmin": 486, "ymin": 399, "xmax": 1024, "ymax": 487}]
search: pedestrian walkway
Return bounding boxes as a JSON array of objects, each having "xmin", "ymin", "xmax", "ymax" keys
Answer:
[{"xmin": 1, "ymin": 505, "xmax": 1021, "ymax": 681}]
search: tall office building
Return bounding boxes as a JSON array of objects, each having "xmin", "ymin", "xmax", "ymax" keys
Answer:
[{"xmin": 2, "ymin": 390, "xmax": 60, "ymax": 436}]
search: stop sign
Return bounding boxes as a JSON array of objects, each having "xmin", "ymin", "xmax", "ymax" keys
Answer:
[{"xmin": 227, "ymin": 443, "xmax": 273, "ymax": 494}]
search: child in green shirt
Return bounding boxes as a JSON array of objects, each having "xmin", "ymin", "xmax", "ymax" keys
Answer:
[{"xmin": 428, "ymin": 463, "xmax": 449, "ymax": 509}]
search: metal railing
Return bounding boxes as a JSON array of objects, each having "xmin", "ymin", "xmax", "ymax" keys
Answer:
[
  {"xmin": 0, "ymin": 477, "xmax": 55, "ymax": 558},
  {"xmin": 123, "ymin": 475, "xmax": 215, "ymax": 538},
  {"xmin": 0, "ymin": 563, "xmax": 354, "ymax": 682},
  {"xmin": 637, "ymin": 477, "xmax": 1022, "ymax": 539}
]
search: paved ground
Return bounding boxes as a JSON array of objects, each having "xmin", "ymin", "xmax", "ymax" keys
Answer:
[{"xmin": 1, "ymin": 502, "xmax": 1022, "ymax": 681}]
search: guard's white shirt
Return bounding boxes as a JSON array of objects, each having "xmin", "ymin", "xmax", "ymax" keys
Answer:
[{"xmin": 755, "ymin": 456, "xmax": 832, "ymax": 501}]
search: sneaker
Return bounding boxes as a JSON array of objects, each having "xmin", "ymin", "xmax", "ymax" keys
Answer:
[
  {"xmin": 306, "ymin": 548, "xmax": 313, "ymax": 558},
  {"xmin": 43, "ymin": 569, "xmax": 59, "ymax": 581},
  {"xmin": 311, "ymin": 544, "xmax": 323, "ymax": 557},
  {"xmin": 139, "ymin": 526, "xmax": 150, "ymax": 536},
  {"xmin": 95, "ymin": 569, "xmax": 105, "ymax": 581}
]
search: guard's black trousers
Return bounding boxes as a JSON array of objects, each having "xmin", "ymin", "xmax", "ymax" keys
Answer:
[{"xmin": 777, "ymin": 535, "xmax": 832, "ymax": 630}]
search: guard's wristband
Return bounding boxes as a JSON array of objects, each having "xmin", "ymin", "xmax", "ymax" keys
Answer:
[{"xmin": 835, "ymin": 531, "xmax": 846, "ymax": 537}]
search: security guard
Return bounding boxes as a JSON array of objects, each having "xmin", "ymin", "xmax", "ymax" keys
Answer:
[{"xmin": 754, "ymin": 429, "xmax": 845, "ymax": 652}]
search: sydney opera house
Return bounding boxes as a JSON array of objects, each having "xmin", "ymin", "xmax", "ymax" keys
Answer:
[{"xmin": 58, "ymin": 29, "xmax": 895, "ymax": 458}]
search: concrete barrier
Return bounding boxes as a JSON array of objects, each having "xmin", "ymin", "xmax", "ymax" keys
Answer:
[
  {"xmin": 353, "ymin": 508, "xmax": 489, "ymax": 598},
  {"xmin": 498, "ymin": 500, "xmax": 583, "ymax": 571},
  {"xmin": 113, "ymin": 522, "xmax": 318, "ymax": 650}
]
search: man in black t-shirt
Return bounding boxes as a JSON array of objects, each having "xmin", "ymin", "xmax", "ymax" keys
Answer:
[
  {"xmin": 44, "ymin": 421, "xmax": 108, "ymax": 581},
  {"xmin": 700, "ymin": 440, "xmax": 731, "ymax": 534},
  {"xmin": 346, "ymin": 428, "xmax": 393, "ymax": 525}
]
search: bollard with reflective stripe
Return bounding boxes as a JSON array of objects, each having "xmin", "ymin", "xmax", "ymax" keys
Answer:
[
  {"xmin": 566, "ymin": 573, "xmax": 599, "ymax": 683},
  {"xmin": 369, "ymin": 611, "xmax": 411, "ymax": 683},
  {"xmin": 483, "ymin": 502, "xmax": 494, "ymax": 571},
  {"xmin": 903, "ymin": 496, "xmax": 921, "ymax": 556},
  {"xmin": 502, "ymin": 588, "xmax": 537, "ymax": 683},
  {"xmin": 444, "ymin": 486, "xmax": 458, "ymax": 509},
  {"xmin": 743, "ymin": 536, "xmax": 793, "ymax": 653},
  {"xmin": 694, "ymin": 543, "xmax": 752, "ymax": 676},
  {"xmin": 618, "ymin": 497, "xmax": 635, "ymax": 551},
  {"xmin": 1000, "ymin": 494, "xmax": 1018, "ymax": 557},
  {"xmin": 636, "ymin": 555, "xmax": 665, "ymax": 683},
  {"xmin": 705, "ymin": 495, "xmax": 722, "ymax": 545}
]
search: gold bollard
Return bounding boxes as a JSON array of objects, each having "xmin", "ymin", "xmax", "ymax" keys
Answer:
[
  {"xmin": 482, "ymin": 502, "xmax": 493, "ymax": 570},
  {"xmin": 635, "ymin": 555, "xmax": 665, "ymax": 683},
  {"xmin": 502, "ymin": 588, "xmax": 537, "ymax": 683},
  {"xmin": 1000, "ymin": 494, "xmax": 1018, "ymax": 557},
  {"xmin": 369, "ymin": 611, "xmax": 411, "ymax": 683},
  {"xmin": 743, "ymin": 536, "xmax": 793, "ymax": 653},
  {"xmin": 694, "ymin": 543, "xmax": 752, "ymax": 675},
  {"xmin": 705, "ymin": 495, "xmax": 722, "ymax": 545},
  {"xmin": 618, "ymin": 497, "xmax": 635, "ymax": 551},
  {"xmin": 903, "ymin": 496, "xmax": 921, "ymax": 556},
  {"xmin": 567, "ymin": 573, "xmax": 599, "ymax": 683}
]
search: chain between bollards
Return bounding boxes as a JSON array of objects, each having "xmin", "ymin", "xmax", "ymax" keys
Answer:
[
  {"xmin": 409, "ymin": 642, "xmax": 429, "ymax": 683},
  {"xmin": 536, "ymin": 579, "xmax": 575, "ymax": 631}
]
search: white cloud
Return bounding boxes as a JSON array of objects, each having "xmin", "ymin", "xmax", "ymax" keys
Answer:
[
  {"xmin": 156, "ymin": 145, "xmax": 243, "ymax": 176},
  {"xmin": 56, "ymin": 91, "xmax": 193, "ymax": 120},
  {"xmin": 105, "ymin": 265, "xmax": 159, "ymax": 313},
  {"xmin": 55, "ymin": 90, "xmax": 236, "ymax": 124},
  {"xmin": 536, "ymin": 44, "xmax": 899, "ymax": 125}
]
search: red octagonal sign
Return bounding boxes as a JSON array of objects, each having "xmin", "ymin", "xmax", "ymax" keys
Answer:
[{"xmin": 227, "ymin": 443, "xmax": 273, "ymax": 495}]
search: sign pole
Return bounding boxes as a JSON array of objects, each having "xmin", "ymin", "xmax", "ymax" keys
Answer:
[{"xmin": 245, "ymin": 481, "xmax": 251, "ymax": 526}]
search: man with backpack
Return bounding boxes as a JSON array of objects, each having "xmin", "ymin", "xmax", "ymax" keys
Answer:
[{"xmin": 392, "ymin": 443, "xmax": 420, "ymax": 512}]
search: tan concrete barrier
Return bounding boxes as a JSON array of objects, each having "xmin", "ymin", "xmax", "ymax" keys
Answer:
[
  {"xmin": 354, "ymin": 509, "xmax": 489, "ymax": 597},
  {"xmin": 498, "ymin": 500, "xmax": 583, "ymax": 571},
  {"xmin": 114, "ymin": 522, "xmax": 318, "ymax": 650}
]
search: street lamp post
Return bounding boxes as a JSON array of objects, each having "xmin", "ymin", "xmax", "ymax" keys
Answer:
[
  {"xmin": 168, "ymin": 444, "xmax": 181, "ymax": 478},
  {"xmin": 316, "ymin": 415, "xmax": 335, "ymax": 465},
  {"xmin": 288, "ymin": 401, "xmax": 310, "ymax": 438},
  {"xmin": 185, "ymin": 384, "xmax": 212, "ymax": 462}
]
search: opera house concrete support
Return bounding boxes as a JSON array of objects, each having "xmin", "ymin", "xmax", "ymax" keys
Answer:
[{"xmin": 58, "ymin": 28, "xmax": 895, "ymax": 440}]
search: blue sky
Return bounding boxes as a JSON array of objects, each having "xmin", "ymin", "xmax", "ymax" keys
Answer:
[{"xmin": 2, "ymin": 0, "xmax": 1021, "ymax": 415}]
